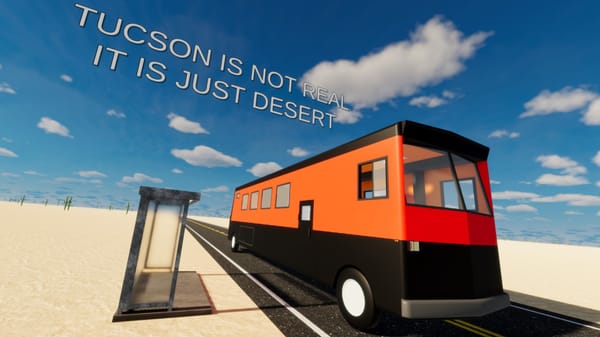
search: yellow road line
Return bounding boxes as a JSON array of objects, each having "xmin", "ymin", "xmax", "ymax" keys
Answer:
[{"xmin": 445, "ymin": 319, "xmax": 505, "ymax": 337}]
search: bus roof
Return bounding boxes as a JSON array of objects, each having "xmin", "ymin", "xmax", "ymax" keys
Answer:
[{"xmin": 235, "ymin": 120, "xmax": 489, "ymax": 191}]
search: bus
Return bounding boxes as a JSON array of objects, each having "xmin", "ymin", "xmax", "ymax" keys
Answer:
[{"xmin": 228, "ymin": 120, "xmax": 509, "ymax": 330}]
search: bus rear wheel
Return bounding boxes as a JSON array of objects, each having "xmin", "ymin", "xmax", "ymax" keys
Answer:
[
  {"xmin": 336, "ymin": 268, "xmax": 379, "ymax": 330},
  {"xmin": 230, "ymin": 234, "xmax": 240, "ymax": 252}
]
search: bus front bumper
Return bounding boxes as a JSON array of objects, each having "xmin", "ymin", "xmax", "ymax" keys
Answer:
[{"xmin": 401, "ymin": 293, "xmax": 510, "ymax": 319}]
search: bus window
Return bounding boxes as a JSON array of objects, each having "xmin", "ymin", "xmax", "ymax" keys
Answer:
[
  {"xmin": 403, "ymin": 144, "xmax": 491, "ymax": 215},
  {"xmin": 261, "ymin": 188, "xmax": 272, "ymax": 209},
  {"xmin": 451, "ymin": 154, "xmax": 491, "ymax": 215},
  {"xmin": 250, "ymin": 191, "xmax": 259, "ymax": 210},
  {"xmin": 403, "ymin": 144, "xmax": 454, "ymax": 208},
  {"xmin": 441, "ymin": 180, "xmax": 460, "ymax": 209},
  {"xmin": 241, "ymin": 194, "xmax": 248, "ymax": 210},
  {"xmin": 275, "ymin": 183, "xmax": 291, "ymax": 208},
  {"xmin": 359, "ymin": 158, "xmax": 387, "ymax": 199}
]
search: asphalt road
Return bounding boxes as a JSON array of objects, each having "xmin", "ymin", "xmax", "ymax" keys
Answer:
[{"xmin": 186, "ymin": 219, "xmax": 600, "ymax": 337}]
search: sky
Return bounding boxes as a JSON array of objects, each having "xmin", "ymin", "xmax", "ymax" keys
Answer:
[{"xmin": 1, "ymin": 1, "xmax": 599, "ymax": 246}]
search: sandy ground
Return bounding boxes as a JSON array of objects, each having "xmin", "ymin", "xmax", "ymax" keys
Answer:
[
  {"xmin": 0, "ymin": 201, "xmax": 283, "ymax": 337},
  {"xmin": 498, "ymin": 239, "xmax": 600, "ymax": 312}
]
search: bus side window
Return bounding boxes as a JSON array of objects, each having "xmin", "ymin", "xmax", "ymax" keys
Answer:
[
  {"xmin": 250, "ymin": 191, "xmax": 259, "ymax": 210},
  {"xmin": 275, "ymin": 183, "xmax": 291, "ymax": 208},
  {"xmin": 241, "ymin": 194, "xmax": 248, "ymax": 210},
  {"xmin": 261, "ymin": 188, "xmax": 272, "ymax": 209},
  {"xmin": 359, "ymin": 158, "xmax": 387, "ymax": 199}
]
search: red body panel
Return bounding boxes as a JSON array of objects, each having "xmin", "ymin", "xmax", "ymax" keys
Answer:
[{"xmin": 404, "ymin": 206, "xmax": 497, "ymax": 246}]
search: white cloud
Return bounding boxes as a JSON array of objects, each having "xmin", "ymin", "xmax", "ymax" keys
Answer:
[
  {"xmin": 582, "ymin": 98, "xmax": 600, "ymax": 125},
  {"xmin": 171, "ymin": 168, "xmax": 183, "ymax": 174},
  {"xmin": 520, "ymin": 87, "xmax": 597, "ymax": 118},
  {"xmin": 561, "ymin": 166, "xmax": 587, "ymax": 175},
  {"xmin": 24, "ymin": 170, "xmax": 44, "ymax": 176},
  {"xmin": 171, "ymin": 145, "xmax": 242, "ymax": 167},
  {"xmin": 564, "ymin": 211, "xmax": 583, "ymax": 215},
  {"xmin": 492, "ymin": 190, "xmax": 539, "ymax": 200},
  {"xmin": 107, "ymin": 109, "xmax": 126, "ymax": 118},
  {"xmin": 2, "ymin": 137, "xmax": 12, "ymax": 143},
  {"xmin": 506, "ymin": 204, "xmax": 537, "ymax": 213},
  {"xmin": 536, "ymin": 154, "xmax": 578, "ymax": 169},
  {"xmin": 442, "ymin": 90, "xmax": 457, "ymax": 99},
  {"xmin": 597, "ymin": 181, "xmax": 600, "ymax": 188},
  {"xmin": 535, "ymin": 174, "xmax": 589, "ymax": 186},
  {"xmin": 409, "ymin": 95, "xmax": 448, "ymax": 108},
  {"xmin": 247, "ymin": 162, "xmax": 282, "ymax": 177},
  {"xmin": 0, "ymin": 147, "xmax": 17, "ymax": 157},
  {"xmin": 287, "ymin": 147, "xmax": 310, "ymax": 157},
  {"xmin": 167, "ymin": 113, "xmax": 209, "ymax": 134},
  {"xmin": 332, "ymin": 107, "xmax": 362, "ymax": 124},
  {"xmin": 37, "ymin": 117, "xmax": 73, "ymax": 138},
  {"xmin": 121, "ymin": 173, "xmax": 163, "ymax": 184},
  {"xmin": 490, "ymin": 180, "xmax": 501, "ymax": 185},
  {"xmin": 597, "ymin": 210, "xmax": 600, "ymax": 217},
  {"xmin": 1, "ymin": 172, "xmax": 20, "ymax": 178},
  {"xmin": 535, "ymin": 154, "xmax": 587, "ymax": 182},
  {"xmin": 201, "ymin": 185, "xmax": 229, "ymax": 193},
  {"xmin": 300, "ymin": 16, "xmax": 492, "ymax": 109},
  {"xmin": 60, "ymin": 74, "xmax": 73, "ymax": 83},
  {"xmin": 593, "ymin": 151, "xmax": 600, "ymax": 167},
  {"xmin": 488, "ymin": 129, "xmax": 520, "ymax": 139},
  {"xmin": 55, "ymin": 177, "xmax": 102, "ymax": 184},
  {"xmin": 531, "ymin": 194, "xmax": 600, "ymax": 206},
  {"xmin": 77, "ymin": 170, "xmax": 106, "ymax": 178},
  {"xmin": 0, "ymin": 82, "xmax": 16, "ymax": 95}
]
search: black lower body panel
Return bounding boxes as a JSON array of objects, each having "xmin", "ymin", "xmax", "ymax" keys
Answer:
[
  {"xmin": 228, "ymin": 221, "xmax": 507, "ymax": 318},
  {"xmin": 229, "ymin": 221, "xmax": 405, "ymax": 314}
]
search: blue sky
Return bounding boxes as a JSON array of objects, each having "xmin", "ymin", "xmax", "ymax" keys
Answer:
[{"xmin": 1, "ymin": 1, "xmax": 600, "ymax": 246}]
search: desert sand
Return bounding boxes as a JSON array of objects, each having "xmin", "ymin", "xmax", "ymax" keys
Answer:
[{"xmin": 0, "ymin": 201, "xmax": 284, "ymax": 337}]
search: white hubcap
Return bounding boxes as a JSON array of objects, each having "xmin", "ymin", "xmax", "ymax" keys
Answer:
[{"xmin": 341, "ymin": 279, "xmax": 366, "ymax": 317}]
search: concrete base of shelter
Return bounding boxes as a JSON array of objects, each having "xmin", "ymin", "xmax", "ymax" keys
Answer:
[{"xmin": 113, "ymin": 271, "xmax": 212, "ymax": 322}]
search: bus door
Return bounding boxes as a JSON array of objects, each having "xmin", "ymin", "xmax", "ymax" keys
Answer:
[{"xmin": 298, "ymin": 200, "xmax": 314, "ymax": 238}]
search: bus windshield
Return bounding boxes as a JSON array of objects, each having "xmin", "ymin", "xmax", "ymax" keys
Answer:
[{"xmin": 403, "ymin": 143, "xmax": 491, "ymax": 215}]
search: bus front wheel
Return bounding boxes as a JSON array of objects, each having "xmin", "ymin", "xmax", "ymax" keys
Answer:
[
  {"xmin": 230, "ymin": 234, "xmax": 240, "ymax": 252},
  {"xmin": 336, "ymin": 268, "xmax": 379, "ymax": 330}
]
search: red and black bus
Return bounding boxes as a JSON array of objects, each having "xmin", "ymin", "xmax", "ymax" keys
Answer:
[{"xmin": 228, "ymin": 120, "xmax": 509, "ymax": 329}]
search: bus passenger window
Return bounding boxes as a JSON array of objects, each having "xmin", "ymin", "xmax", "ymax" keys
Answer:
[
  {"xmin": 359, "ymin": 159, "xmax": 387, "ymax": 199},
  {"xmin": 241, "ymin": 194, "xmax": 248, "ymax": 210},
  {"xmin": 261, "ymin": 188, "xmax": 272, "ymax": 209},
  {"xmin": 275, "ymin": 183, "xmax": 291, "ymax": 208},
  {"xmin": 250, "ymin": 191, "xmax": 259, "ymax": 209}
]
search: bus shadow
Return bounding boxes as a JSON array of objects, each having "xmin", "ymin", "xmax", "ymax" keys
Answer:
[{"xmin": 237, "ymin": 270, "xmax": 337, "ymax": 307}]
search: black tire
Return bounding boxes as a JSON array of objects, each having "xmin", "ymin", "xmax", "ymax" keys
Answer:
[
  {"xmin": 336, "ymin": 268, "xmax": 379, "ymax": 330},
  {"xmin": 230, "ymin": 234, "xmax": 240, "ymax": 252}
]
